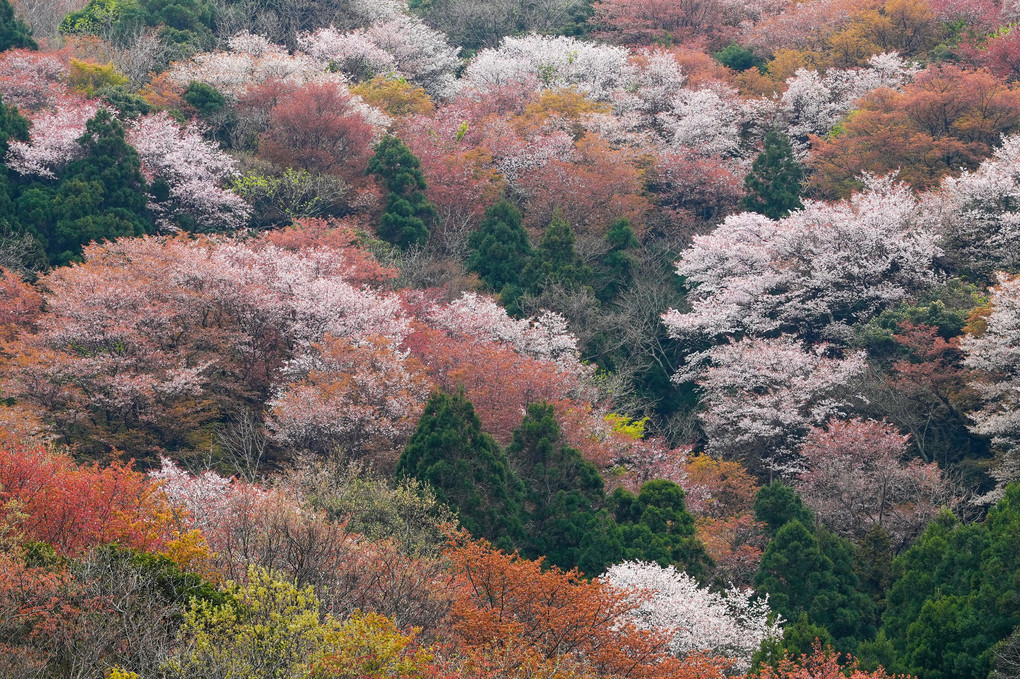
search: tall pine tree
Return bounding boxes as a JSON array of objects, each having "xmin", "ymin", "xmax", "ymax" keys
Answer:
[
  {"xmin": 397, "ymin": 391, "xmax": 526, "ymax": 549},
  {"xmin": 506, "ymin": 401, "xmax": 615, "ymax": 573},
  {"xmin": 520, "ymin": 211, "xmax": 592, "ymax": 296},
  {"xmin": 368, "ymin": 135, "xmax": 437, "ymax": 249},
  {"xmin": 597, "ymin": 218, "xmax": 639, "ymax": 303},
  {"xmin": 740, "ymin": 130, "xmax": 803, "ymax": 219},
  {"xmin": 0, "ymin": 93, "xmax": 28, "ymax": 231},
  {"xmin": 608, "ymin": 479, "xmax": 710, "ymax": 580},
  {"xmin": 466, "ymin": 199, "xmax": 531, "ymax": 300}
]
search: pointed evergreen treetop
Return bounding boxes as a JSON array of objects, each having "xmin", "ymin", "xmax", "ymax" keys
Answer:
[
  {"xmin": 368, "ymin": 135, "xmax": 437, "ymax": 249},
  {"xmin": 520, "ymin": 211, "xmax": 592, "ymax": 295},
  {"xmin": 467, "ymin": 198, "xmax": 532, "ymax": 295},
  {"xmin": 397, "ymin": 390, "xmax": 525, "ymax": 549},
  {"xmin": 741, "ymin": 130, "xmax": 804, "ymax": 220}
]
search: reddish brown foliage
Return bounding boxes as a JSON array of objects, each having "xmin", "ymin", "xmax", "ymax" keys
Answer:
[
  {"xmin": 809, "ymin": 66, "xmax": 1020, "ymax": 196},
  {"xmin": 753, "ymin": 642, "xmax": 908, "ymax": 679},
  {"xmin": 518, "ymin": 134, "xmax": 652, "ymax": 236},
  {"xmin": 0, "ymin": 439, "xmax": 177, "ymax": 555},
  {"xmin": 0, "ymin": 268, "xmax": 41, "ymax": 342},
  {"xmin": 257, "ymin": 82, "xmax": 375, "ymax": 180},
  {"xmin": 406, "ymin": 326, "xmax": 582, "ymax": 444},
  {"xmin": 446, "ymin": 537, "xmax": 728, "ymax": 679}
]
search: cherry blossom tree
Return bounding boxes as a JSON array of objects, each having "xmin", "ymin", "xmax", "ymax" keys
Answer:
[
  {"xmin": 780, "ymin": 53, "xmax": 918, "ymax": 153},
  {"xmin": 934, "ymin": 134, "xmax": 1020, "ymax": 279},
  {"xmin": 267, "ymin": 334, "xmax": 432, "ymax": 465},
  {"xmin": 166, "ymin": 32, "xmax": 328, "ymax": 98},
  {"xmin": 427, "ymin": 292, "xmax": 589, "ymax": 376},
  {"xmin": 297, "ymin": 26, "xmax": 397, "ymax": 82},
  {"xmin": 683, "ymin": 336, "xmax": 868, "ymax": 477},
  {"xmin": 149, "ymin": 456, "xmax": 257, "ymax": 536},
  {"xmin": 661, "ymin": 175, "xmax": 940, "ymax": 346},
  {"xmin": 962, "ymin": 274, "xmax": 1020, "ymax": 495},
  {"xmin": 796, "ymin": 418, "xmax": 950, "ymax": 547},
  {"xmin": 658, "ymin": 83, "xmax": 745, "ymax": 158},
  {"xmin": 0, "ymin": 48, "xmax": 67, "ymax": 112},
  {"xmin": 257, "ymin": 81, "xmax": 380, "ymax": 181},
  {"xmin": 0, "ymin": 232, "xmax": 408, "ymax": 457},
  {"xmin": 126, "ymin": 112, "xmax": 250, "ymax": 232},
  {"xmin": 602, "ymin": 560, "xmax": 782, "ymax": 673},
  {"xmin": 462, "ymin": 34, "xmax": 632, "ymax": 102},
  {"xmin": 5, "ymin": 98, "xmax": 103, "ymax": 178}
]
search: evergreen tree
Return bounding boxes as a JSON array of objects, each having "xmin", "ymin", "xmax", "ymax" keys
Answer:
[
  {"xmin": 183, "ymin": 81, "xmax": 226, "ymax": 116},
  {"xmin": 740, "ymin": 130, "xmax": 803, "ymax": 219},
  {"xmin": 60, "ymin": 0, "xmax": 214, "ymax": 52},
  {"xmin": 608, "ymin": 479, "xmax": 710, "ymax": 580},
  {"xmin": 753, "ymin": 481, "xmax": 814, "ymax": 535},
  {"xmin": 0, "ymin": 93, "xmax": 28, "ymax": 248},
  {"xmin": 15, "ymin": 109, "xmax": 152, "ymax": 265},
  {"xmin": 520, "ymin": 211, "xmax": 592, "ymax": 296},
  {"xmin": 506, "ymin": 401, "xmax": 614, "ymax": 573},
  {"xmin": 855, "ymin": 524, "xmax": 894, "ymax": 618},
  {"xmin": 597, "ymin": 218, "xmax": 639, "ymax": 303},
  {"xmin": 0, "ymin": 93, "xmax": 27, "ymax": 155},
  {"xmin": 754, "ymin": 519, "xmax": 874, "ymax": 653},
  {"xmin": 466, "ymin": 199, "xmax": 531, "ymax": 300},
  {"xmin": 0, "ymin": 0, "xmax": 36, "ymax": 52},
  {"xmin": 368, "ymin": 135, "xmax": 437, "ymax": 249},
  {"xmin": 881, "ymin": 485, "xmax": 1020, "ymax": 679},
  {"xmin": 397, "ymin": 391, "xmax": 526, "ymax": 549}
]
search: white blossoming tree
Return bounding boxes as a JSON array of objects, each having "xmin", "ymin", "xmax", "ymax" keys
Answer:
[{"xmin": 603, "ymin": 560, "xmax": 782, "ymax": 674}]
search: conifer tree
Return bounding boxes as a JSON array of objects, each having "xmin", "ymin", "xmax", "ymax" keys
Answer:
[
  {"xmin": 0, "ymin": 94, "xmax": 28, "ymax": 232},
  {"xmin": 754, "ymin": 519, "xmax": 875, "ymax": 653},
  {"xmin": 608, "ymin": 479, "xmax": 710, "ymax": 580},
  {"xmin": 16, "ymin": 109, "xmax": 152, "ymax": 265},
  {"xmin": 855, "ymin": 524, "xmax": 894, "ymax": 617},
  {"xmin": 506, "ymin": 401, "xmax": 613, "ymax": 573},
  {"xmin": 397, "ymin": 391, "xmax": 525, "ymax": 549},
  {"xmin": 740, "ymin": 130, "xmax": 803, "ymax": 219},
  {"xmin": 368, "ymin": 135, "xmax": 437, "ymax": 249},
  {"xmin": 466, "ymin": 199, "xmax": 531, "ymax": 299},
  {"xmin": 754, "ymin": 481, "xmax": 814, "ymax": 535},
  {"xmin": 881, "ymin": 485, "xmax": 1020, "ymax": 679},
  {"xmin": 0, "ymin": 0, "xmax": 37, "ymax": 52},
  {"xmin": 520, "ymin": 211, "xmax": 592, "ymax": 296},
  {"xmin": 597, "ymin": 217, "xmax": 639, "ymax": 303}
]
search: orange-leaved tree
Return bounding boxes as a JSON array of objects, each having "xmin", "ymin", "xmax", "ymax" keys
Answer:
[
  {"xmin": 0, "ymin": 436, "xmax": 179, "ymax": 555},
  {"xmin": 445, "ymin": 536, "xmax": 729, "ymax": 679}
]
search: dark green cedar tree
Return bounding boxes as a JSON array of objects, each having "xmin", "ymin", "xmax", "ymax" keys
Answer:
[
  {"xmin": 0, "ymin": 0, "xmax": 36, "ymax": 52},
  {"xmin": 466, "ymin": 198, "xmax": 531, "ymax": 299},
  {"xmin": 396, "ymin": 391, "xmax": 526, "ymax": 550},
  {"xmin": 368, "ymin": 135, "xmax": 438, "ymax": 249},
  {"xmin": 506, "ymin": 401, "xmax": 614, "ymax": 574},
  {"xmin": 597, "ymin": 217, "xmax": 639, "ymax": 303},
  {"xmin": 15, "ymin": 109, "xmax": 152, "ymax": 265},
  {"xmin": 520, "ymin": 211, "xmax": 592, "ymax": 296},
  {"xmin": 740, "ymin": 130, "xmax": 804, "ymax": 219},
  {"xmin": 608, "ymin": 478, "xmax": 711, "ymax": 580}
]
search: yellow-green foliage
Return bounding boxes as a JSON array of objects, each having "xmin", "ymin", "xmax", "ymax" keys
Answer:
[
  {"xmin": 310, "ymin": 612, "xmax": 437, "ymax": 678},
  {"xmin": 163, "ymin": 567, "xmax": 437, "ymax": 679},
  {"xmin": 350, "ymin": 76, "xmax": 435, "ymax": 117},
  {"xmin": 163, "ymin": 567, "xmax": 335, "ymax": 679},
  {"xmin": 107, "ymin": 669, "xmax": 140, "ymax": 679},
  {"xmin": 605, "ymin": 413, "xmax": 648, "ymax": 441},
  {"xmin": 68, "ymin": 59, "xmax": 129, "ymax": 97}
]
